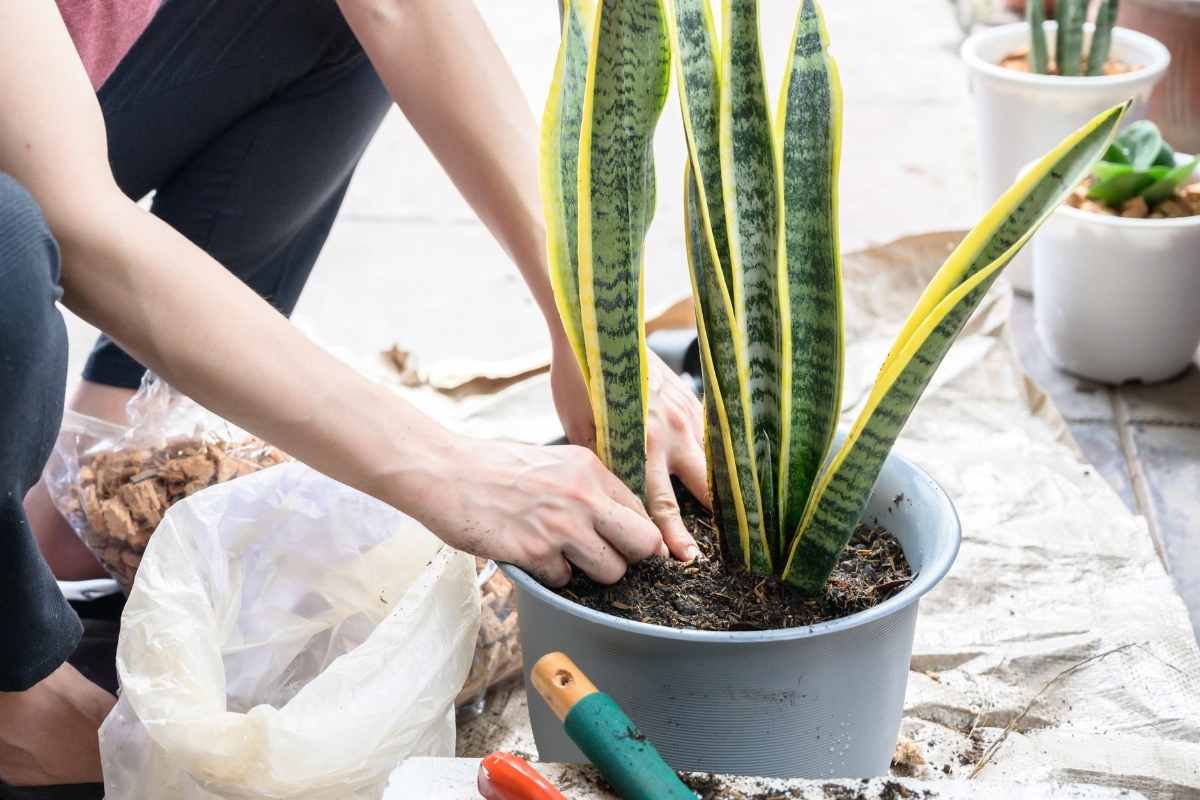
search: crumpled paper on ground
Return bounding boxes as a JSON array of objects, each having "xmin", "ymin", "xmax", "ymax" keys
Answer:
[{"xmin": 440, "ymin": 231, "xmax": 1199, "ymax": 796}]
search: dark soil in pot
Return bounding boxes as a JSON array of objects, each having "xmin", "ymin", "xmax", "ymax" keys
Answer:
[{"xmin": 555, "ymin": 490, "xmax": 912, "ymax": 632}]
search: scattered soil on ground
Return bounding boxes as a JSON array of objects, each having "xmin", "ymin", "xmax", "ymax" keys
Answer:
[
  {"xmin": 557, "ymin": 492, "xmax": 912, "ymax": 632},
  {"xmin": 1067, "ymin": 176, "xmax": 1200, "ymax": 219},
  {"xmin": 998, "ymin": 47, "xmax": 1137, "ymax": 76},
  {"xmin": 682, "ymin": 773, "xmax": 935, "ymax": 800},
  {"xmin": 556, "ymin": 764, "xmax": 937, "ymax": 799}
]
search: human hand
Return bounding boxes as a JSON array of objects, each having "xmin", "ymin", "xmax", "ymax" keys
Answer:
[
  {"xmin": 0, "ymin": 663, "xmax": 115, "ymax": 786},
  {"xmin": 421, "ymin": 437, "xmax": 663, "ymax": 587},
  {"xmin": 549, "ymin": 340, "xmax": 710, "ymax": 562}
]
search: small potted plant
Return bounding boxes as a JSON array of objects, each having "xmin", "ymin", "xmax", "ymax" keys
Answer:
[
  {"xmin": 961, "ymin": 0, "xmax": 1169, "ymax": 292},
  {"xmin": 507, "ymin": 0, "xmax": 1125, "ymax": 779},
  {"xmin": 1033, "ymin": 120, "xmax": 1200, "ymax": 384}
]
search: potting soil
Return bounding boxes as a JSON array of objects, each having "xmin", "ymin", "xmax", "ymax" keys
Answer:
[{"xmin": 557, "ymin": 491, "xmax": 912, "ymax": 631}]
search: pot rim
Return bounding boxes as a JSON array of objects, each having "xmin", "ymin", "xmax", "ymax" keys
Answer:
[
  {"xmin": 1035, "ymin": 154, "xmax": 1200, "ymax": 229},
  {"xmin": 961, "ymin": 22, "xmax": 1170, "ymax": 90},
  {"xmin": 501, "ymin": 452, "xmax": 961, "ymax": 644}
]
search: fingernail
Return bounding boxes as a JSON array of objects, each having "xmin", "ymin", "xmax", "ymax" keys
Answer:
[{"xmin": 685, "ymin": 545, "xmax": 700, "ymax": 562}]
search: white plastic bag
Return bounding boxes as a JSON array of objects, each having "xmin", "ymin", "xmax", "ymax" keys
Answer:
[{"xmin": 100, "ymin": 462, "xmax": 480, "ymax": 799}]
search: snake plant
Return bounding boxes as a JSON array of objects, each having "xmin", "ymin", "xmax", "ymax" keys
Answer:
[
  {"xmin": 543, "ymin": 0, "xmax": 1127, "ymax": 593},
  {"xmin": 1028, "ymin": 0, "xmax": 1118, "ymax": 76},
  {"xmin": 542, "ymin": 0, "xmax": 670, "ymax": 497}
]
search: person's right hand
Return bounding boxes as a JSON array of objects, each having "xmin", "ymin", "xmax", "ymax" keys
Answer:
[{"xmin": 419, "ymin": 438, "xmax": 664, "ymax": 587}]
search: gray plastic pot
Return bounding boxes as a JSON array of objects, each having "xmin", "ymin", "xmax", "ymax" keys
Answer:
[{"xmin": 502, "ymin": 448, "xmax": 960, "ymax": 779}]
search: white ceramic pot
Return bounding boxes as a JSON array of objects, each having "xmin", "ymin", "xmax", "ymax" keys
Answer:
[
  {"xmin": 962, "ymin": 22, "xmax": 1170, "ymax": 293},
  {"xmin": 1033, "ymin": 156, "xmax": 1200, "ymax": 385}
]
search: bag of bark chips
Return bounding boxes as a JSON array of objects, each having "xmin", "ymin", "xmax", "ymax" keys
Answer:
[
  {"xmin": 98, "ymin": 462, "xmax": 480, "ymax": 799},
  {"xmin": 46, "ymin": 373, "xmax": 288, "ymax": 592}
]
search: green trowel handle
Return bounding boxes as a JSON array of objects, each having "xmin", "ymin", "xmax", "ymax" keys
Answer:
[{"xmin": 562, "ymin": 692, "xmax": 694, "ymax": 800}]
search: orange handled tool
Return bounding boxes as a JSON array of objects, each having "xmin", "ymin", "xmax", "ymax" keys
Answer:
[{"xmin": 477, "ymin": 751, "xmax": 566, "ymax": 800}]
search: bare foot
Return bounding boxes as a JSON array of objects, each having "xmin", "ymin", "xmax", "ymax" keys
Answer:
[
  {"xmin": 27, "ymin": 379, "xmax": 135, "ymax": 580},
  {"xmin": 0, "ymin": 663, "xmax": 116, "ymax": 786}
]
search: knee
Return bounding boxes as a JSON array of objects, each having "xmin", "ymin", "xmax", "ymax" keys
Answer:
[{"xmin": 0, "ymin": 174, "xmax": 61, "ymax": 300}]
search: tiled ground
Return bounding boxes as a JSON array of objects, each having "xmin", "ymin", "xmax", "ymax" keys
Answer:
[
  {"xmin": 58, "ymin": 1, "xmax": 1197, "ymax": 638},
  {"xmin": 1011, "ymin": 298, "xmax": 1200, "ymax": 641}
]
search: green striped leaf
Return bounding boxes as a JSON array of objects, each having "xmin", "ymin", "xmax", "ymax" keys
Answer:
[
  {"xmin": 775, "ymin": 0, "xmax": 844, "ymax": 547},
  {"xmin": 755, "ymin": 429, "xmax": 777, "ymax": 563},
  {"xmin": 1056, "ymin": 0, "xmax": 1085, "ymax": 76},
  {"xmin": 1028, "ymin": 0, "xmax": 1049, "ymax": 74},
  {"xmin": 665, "ymin": 0, "xmax": 732, "ymax": 293},
  {"xmin": 782, "ymin": 103, "xmax": 1127, "ymax": 593},
  {"xmin": 686, "ymin": 164, "xmax": 773, "ymax": 574},
  {"xmin": 577, "ymin": 0, "xmax": 671, "ymax": 497},
  {"xmin": 703, "ymin": 368, "xmax": 743, "ymax": 566},
  {"xmin": 541, "ymin": 0, "xmax": 595, "ymax": 386},
  {"xmin": 719, "ymin": 0, "xmax": 782, "ymax": 549},
  {"xmin": 1086, "ymin": 0, "xmax": 1118, "ymax": 76}
]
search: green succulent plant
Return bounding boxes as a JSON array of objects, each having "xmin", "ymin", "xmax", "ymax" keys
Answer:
[
  {"xmin": 1088, "ymin": 120, "xmax": 1198, "ymax": 208},
  {"xmin": 1028, "ymin": 0, "xmax": 1118, "ymax": 76},
  {"xmin": 542, "ymin": 0, "xmax": 1126, "ymax": 593}
]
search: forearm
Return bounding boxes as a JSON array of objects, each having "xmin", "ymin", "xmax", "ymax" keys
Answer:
[
  {"xmin": 0, "ymin": 4, "xmax": 464, "ymax": 524},
  {"xmin": 57, "ymin": 197, "xmax": 459, "ymax": 517},
  {"xmin": 337, "ymin": 0, "xmax": 568, "ymax": 344}
]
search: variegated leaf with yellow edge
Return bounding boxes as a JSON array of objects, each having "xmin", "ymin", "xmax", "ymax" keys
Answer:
[{"xmin": 781, "ymin": 102, "xmax": 1129, "ymax": 591}]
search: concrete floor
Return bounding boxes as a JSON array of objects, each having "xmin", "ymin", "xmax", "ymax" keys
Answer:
[{"xmin": 59, "ymin": 1, "xmax": 1199, "ymax": 634}]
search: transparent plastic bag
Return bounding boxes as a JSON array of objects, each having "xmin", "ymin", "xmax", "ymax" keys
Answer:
[
  {"xmin": 45, "ymin": 373, "xmax": 288, "ymax": 592},
  {"xmin": 99, "ymin": 462, "xmax": 480, "ymax": 800},
  {"xmin": 455, "ymin": 559, "xmax": 522, "ymax": 714}
]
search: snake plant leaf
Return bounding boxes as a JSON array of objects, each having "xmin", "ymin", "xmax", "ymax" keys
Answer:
[
  {"xmin": 756, "ymin": 430, "xmax": 777, "ymax": 562},
  {"xmin": 577, "ymin": 0, "xmax": 671, "ymax": 496},
  {"xmin": 1056, "ymin": 0, "xmax": 1085, "ymax": 76},
  {"xmin": 703, "ymin": 378, "xmax": 743, "ymax": 565},
  {"xmin": 720, "ymin": 0, "xmax": 782, "ymax": 536},
  {"xmin": 782, "ymin": 103, "xmax": 1127, "ymax": 593},
  {"xmin": 665, "ymin": 0, "xmax": 732, "ymax": 292},
  {"xmin": 776, "ymin": 0, "xmax": 844, "ymax": 545},
  {"xmin": 1086, "ymin": 0, "xmax": 1118, "ymax": 76},
  {"xmin": 541, "ymin": 0, "xmax": 595, "ymax": 386},
  {"xmin": 1028, "ymin": 0, "xmax": 1049, "ymax": 74},
  {"xmin": 1143, "ymin": 158, "xmax": 1199, "ymax": 206},
  {"xmin": 686, "ymin": 164, "xmax": 773, "ymax": 574}
]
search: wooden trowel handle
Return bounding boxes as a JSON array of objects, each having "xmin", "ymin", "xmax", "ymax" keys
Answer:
[
  {"xmin": 531, "ymin": 651, "xmax": 600, "ymax": 721},
  {"xmin": 529, "ymin": 652, "xmax": 695, "ymax": 800}
]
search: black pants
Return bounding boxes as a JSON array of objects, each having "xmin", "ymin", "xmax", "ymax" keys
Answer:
[{"xmin": 0, "ymin": 0, "xmax": 391, "ymax": 691}]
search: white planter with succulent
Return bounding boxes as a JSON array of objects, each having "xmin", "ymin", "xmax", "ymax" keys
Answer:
[
  {"xmin": 962, "ymin": 0, "xmax": 1170, "ymax": 292},
  {"xmin": 1033, "ymin": 122, "xmax": 1200, "ymax": 384}
]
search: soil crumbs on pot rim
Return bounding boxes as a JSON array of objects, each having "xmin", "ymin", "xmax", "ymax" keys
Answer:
[{"xmin": 558, "ymin": 495, "xmax": 912, "ymax": 632}]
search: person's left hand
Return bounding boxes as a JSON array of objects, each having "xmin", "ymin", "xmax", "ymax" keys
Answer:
[{"xmin": 550, "ymin": 338, "xmax": 710, "ymax": 562}]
